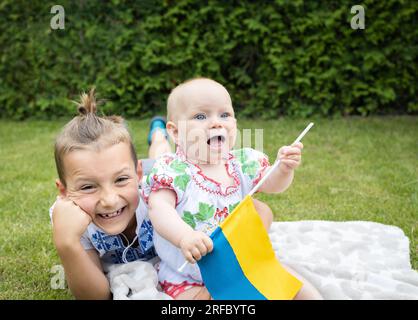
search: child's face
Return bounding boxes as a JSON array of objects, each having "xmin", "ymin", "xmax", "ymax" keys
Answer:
[
  {"xmin": 169, "ymin": 81, "xmax": 237, "ymax": 164},
  {"xmin": 57, "ymin": 142, "xmax": 140, "ymax": 235}
]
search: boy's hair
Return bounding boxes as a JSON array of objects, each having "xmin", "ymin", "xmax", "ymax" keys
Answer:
[{"xmin": 54, "ymin": 88, "xmax": 138, "ymax": 186}]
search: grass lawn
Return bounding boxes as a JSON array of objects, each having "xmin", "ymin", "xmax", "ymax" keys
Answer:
[{"xmin": 0, "ymin": 116, "xmax": 417, "ymax": 299}]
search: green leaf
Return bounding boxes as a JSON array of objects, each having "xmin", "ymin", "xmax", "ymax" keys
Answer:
[
  {"xmin": 242, "ymin": 160, "xmax": 259, "ymax": 178},
  {"xmin": 170, "ymin": 160, "xmax": 188, "ymax": 173},
  {"xmin": 182, "ymin": 211, "xmax": 196, "ymax": 229},
  {"xmin": 232, "ymin": 149, "xmax": 249, "ymax": 166},
  {"xmin": 195, "ymin": 202, "xmax": 215, "ymax": 221},
  {"xmin": 174, "ymin": 174, "xmax": 190, "ymax": 192},
  {"xmin": 229, "ymin": 202, "xmax": 240, "ymax": 214}
]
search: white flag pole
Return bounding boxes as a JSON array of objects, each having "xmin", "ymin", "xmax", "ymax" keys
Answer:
[
  {"xmin": 247, "ymin": 122, "xmax": 314, "ymax": 197},
  {"xmin": 178, "ymin": 260, "xmax": 189, "ymax": 273},
  {"xmin": 178, "ymin": 122, "xmax": 314, "ymax": 273}
]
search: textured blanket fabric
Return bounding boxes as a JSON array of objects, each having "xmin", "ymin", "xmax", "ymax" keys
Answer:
[
  {"xmin": 269, "ymin": 221, "xmax": 418, "ymax": 300},
  {"xmin": 108, "ymin": 220, "xmax": 418, "ymax": 300},
  {"xmin": 107, "ymin": 259, "xmax": 172, "ymax": 300}
]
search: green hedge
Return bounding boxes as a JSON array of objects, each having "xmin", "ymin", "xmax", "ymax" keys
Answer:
[{"xmin": 0, "ymin": 0, "xmax": 417, "ymax": 119}]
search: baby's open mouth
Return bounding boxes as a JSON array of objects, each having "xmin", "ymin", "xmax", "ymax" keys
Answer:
[
  {"xmin": 98, "ymin": 206, "xmax": 126, "ymax": 219},
  {"xmin": 207, "ymin": 135, "xmax": 226, "ymax": 146}
]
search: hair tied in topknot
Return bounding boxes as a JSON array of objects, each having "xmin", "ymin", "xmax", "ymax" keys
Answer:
[{"xmin": 75, "ymin": 87, "xmax": 98, "ymax": 116}]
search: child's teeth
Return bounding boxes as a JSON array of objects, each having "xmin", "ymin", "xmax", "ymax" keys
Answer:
[{"xmin": 101, "ymin": 208, "xmax": 123, "ymax": 219}]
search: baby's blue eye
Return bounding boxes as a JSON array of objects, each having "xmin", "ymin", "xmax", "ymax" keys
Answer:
[
  {"xmin": 194, "ymin": 113, "xmax": 206, "ymax": 120},
  {"xmin": 220, "ymin": 112, "xmax": 231, "ymax": 118}
]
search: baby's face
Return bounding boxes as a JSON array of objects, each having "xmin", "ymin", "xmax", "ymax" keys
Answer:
[
  {"xmin": 60, "ymin": 142, "xmax": 139, "ymax": 235},
  {"xmin": 171, "ymin": 80, "xmax": 237, "ymax": 164}
]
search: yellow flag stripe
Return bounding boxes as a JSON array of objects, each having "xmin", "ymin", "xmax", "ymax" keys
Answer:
[{"xmin": 220, "ymin": 196, "xmax": 302, "ymax": 300}]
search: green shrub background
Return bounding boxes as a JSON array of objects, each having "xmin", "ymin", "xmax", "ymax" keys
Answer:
[{"xmin": 0, "ymin": 0, "xmax": 417, "ymax": 119}]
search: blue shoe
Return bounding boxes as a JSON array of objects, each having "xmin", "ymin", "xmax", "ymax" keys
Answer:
[{"xmin": 147, "ymin": 116, "xmax": 168, "ymax": 145}]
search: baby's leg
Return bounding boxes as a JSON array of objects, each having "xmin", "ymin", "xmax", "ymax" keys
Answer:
[
  {"xmin": 175, "ymin": 286, "xmax": 211, "ymax": 300},
  {"xmin": 252, "ymin": 198, "xmax": 274, "ymax": 231},
  {"xmin": 282, "ymin": 264, "xmax": 323, "ymax": 300}
]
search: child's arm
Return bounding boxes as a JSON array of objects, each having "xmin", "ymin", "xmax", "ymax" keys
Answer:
[
  {"xmin": 52, "ymin": 198, "xmax": 111, "ymax": 299},
  {"xmin": 258, "ymin": 142, "xmax": 303, "ymax": 194},
  {"xmin": 148, "ymin": 189, "xmax": 213, "ymax": 263}
]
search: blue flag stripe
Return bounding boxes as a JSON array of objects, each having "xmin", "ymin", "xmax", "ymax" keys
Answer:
[{"xmin": 198, "ymin": 227, "xmax": 267, "ymax": 300}]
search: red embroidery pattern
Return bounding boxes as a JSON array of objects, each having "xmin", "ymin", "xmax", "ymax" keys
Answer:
[
  {"xmin": 152, "ymin": 174, "xmax": 173, "ymax": 188},
  {"xmin": 214, "ymin": 207, "xmax": 229, "ymax": 223},
  {"xmin": 260, "ymin": 157, "xmax": 270, "ymax": 169},
  {"xmin": 173, "ymin": 147, "xmax": 240, "ymax": 196},
  {"xmin": 160, "ymin": 280, "xmax": 204, "ymax": 299},
  {"xmin": 143, "ymin": 173, "xmax": 179, "ymax": 206},
  {"xmin": 190, "ymin": 155, "xmax": 241, "ymax": 196}
]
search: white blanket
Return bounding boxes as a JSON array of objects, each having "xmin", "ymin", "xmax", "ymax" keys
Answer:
[
  {"xmin": 106, "ymin": 259, "xmax": 172, "ymax": 300},
  {"xmin": 270, "ymin": 220, "xmax": 418, "ymax": 300},
  {"xmin": 108, "ymin": 220, "xmax": 418, "ymax": 300}
]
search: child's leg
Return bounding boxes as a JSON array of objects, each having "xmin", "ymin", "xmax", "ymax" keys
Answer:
[
  {"xmin": 282, "ymin": 264, "xmax": 323, "ymax": 300},
  {"xmin": 149, "ymin": 129, "xmax": 172, "ymax": 159},
  {"xmin": 137, "ymin": 117, "xmax": 172, "ymax": 182},
  {"xmin": 147, "ymin": 116, "xmax": 172, "ymax": 159},
  {"xmin": 253, "ymin": 198, "xmax": 274, "ymax": 231}
]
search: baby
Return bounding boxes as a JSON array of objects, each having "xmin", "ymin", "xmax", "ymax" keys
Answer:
[{"xmin": 142, "ymin": 78, "xmax": 322, "ymax": 299}]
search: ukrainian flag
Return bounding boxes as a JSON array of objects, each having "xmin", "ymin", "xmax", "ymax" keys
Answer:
[{"xmin": 198, "ymin": 195, "xmax": 303, "ymax": 300}]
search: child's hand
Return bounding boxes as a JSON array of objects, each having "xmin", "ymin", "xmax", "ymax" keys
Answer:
[
  {"xmin": 52, "ymin": 196, "xmax": 92, "ymax": 247},
  {"xmin": 277, "ymin": 142, "xmax": 303, "ymax": 173},
  {"xmin": 179, "ymin": 230, "xmax": 214, "ymax": 264}
]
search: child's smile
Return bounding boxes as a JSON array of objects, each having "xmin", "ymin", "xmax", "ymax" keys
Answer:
[
  {"xmin": 57, "ymin": 142, "xmax": 140, "ymax": 235},
  {"xmin": 97, "ymin": 205, "xmax": 126, "ymax": 219}
]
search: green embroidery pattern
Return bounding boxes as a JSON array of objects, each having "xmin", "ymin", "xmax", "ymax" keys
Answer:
[
  {"xmin": 228, "ymin": 201, "xmax": 240, "ymax": 214},
  {"xmin": 232, "ymin": 149, "xmax": 246, "ymax": 164},
  {"xmin": 182, "ymin": 211, "xmax": 196, "ymax": 229},
  {"xmin": 170, "ymin": 159, "xmax": 188, "ymax": 173},
  {"xmin": 241, "ymin": 161, "xmax": 259, "ymax": 179},
  {"xmin": 232, "ymin": 149, "xmax": 260, "ymax": 179},
  {"xmin": 182, "ymin": 202, "xmax": 215, "ymax": 228},
  {"xmin": 165, "ymin": 159, "xmax": 190, "ymax": 192},
  {"xmin": 174, "ymin": 174, "xmax": 190, "ymax": 192}
]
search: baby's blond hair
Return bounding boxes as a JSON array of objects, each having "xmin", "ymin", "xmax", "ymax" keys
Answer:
[
  {"xmin": 54, "ymin": 88, "xmax": 137, "ymax": 186},
  {"xmin": 167, "ymin": 77, "xmax": 228, "ymax": 122}
]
